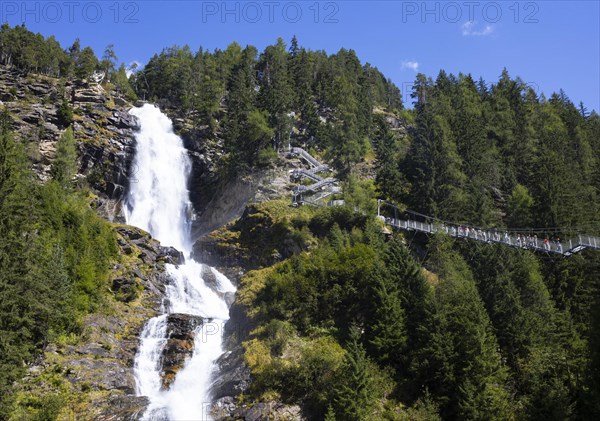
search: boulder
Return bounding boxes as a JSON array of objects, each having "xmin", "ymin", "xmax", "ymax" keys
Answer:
[
  {"xmin": 94, "ymin": 393, "xmax": 150, "ymax": 420},
  {"xmin": 212, "ymin": 344, "xmax": 252, "ymax": 399},
  {"xmin": 111, "ymin": 277, "xmax": 140, "ymax": 302},
  {"xmin": 158, "ymin": 246, "xmax": 185, "ymax": 265}
]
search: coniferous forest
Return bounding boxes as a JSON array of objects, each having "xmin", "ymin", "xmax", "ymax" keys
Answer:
[{"xmin": 0, "ymin": 23, "xmax": 599, "ymax": 420}]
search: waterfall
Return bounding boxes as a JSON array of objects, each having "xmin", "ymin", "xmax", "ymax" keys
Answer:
[{"xmin": 125, "ymin": 104, "xmax": 236, "ymax": 420}]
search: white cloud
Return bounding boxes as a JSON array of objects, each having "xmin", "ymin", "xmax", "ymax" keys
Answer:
[
  {"xmin": 462, "ymin": 21, "xmax": 494, "ymax": 36},
  {"xmin": 126, "ymin": 61, "xmax": 142, "ymax": 77},
  {"xmin": 401, "ymin": 60, "xmax": 419, "ymax": 72}
]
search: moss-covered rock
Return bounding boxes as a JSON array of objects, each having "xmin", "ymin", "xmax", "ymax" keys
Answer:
[{"xmin": 194, "ymin": 200, "xmax": 318, "ymax": 281}]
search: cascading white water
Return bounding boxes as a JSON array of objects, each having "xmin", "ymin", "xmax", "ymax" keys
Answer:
[{"xmin": 125, "ymin": 104, "xmax": 236, "ymax": 420}]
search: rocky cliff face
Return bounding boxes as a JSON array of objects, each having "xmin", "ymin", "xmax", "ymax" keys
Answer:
[
  {"xmin": 0, "ymin": 65, "xmax": 139, "ymax": 222},
  {"xmin": 159, "ymin": 107, "xmax": 299, "ymax": 241}
]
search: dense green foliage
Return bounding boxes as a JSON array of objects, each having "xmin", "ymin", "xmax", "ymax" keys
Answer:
[
  {"xmin": 376, "ymin": 69, "xmax": 600, "ymax": 232},
  {"xmin": 0, "ymin": 110, "xmax": 118, "ymax": 416},
  {"xmin": 240, "ymin": 205, "xmax": 600, "ymax": 420},
  {"xmin": 132, "ymin": 36, "xmax": 402, "ymax": 173}
]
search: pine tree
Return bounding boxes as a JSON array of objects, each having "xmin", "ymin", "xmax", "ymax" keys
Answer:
[
  {"xmin": 113, "ymin": 64, "xmax": 136, "ymax": 100},
  {"xmin": 324, "ymin": 404, "xmax": 336, "ymax": 421},
  {"xmin": 101, "ymin": 44, "xmax": 117, "ymax": 83},
  {"xmin": 374, "ymin": 116, "xmax": 406, "ymax": 202},
  {"xmin": 223, "ymin": 45, "xmax": 259, "ymax": 169},
  {"xmin": 0, "ymin": 110, "xmax": 43, "ymax": 416},
  {"xmin": 74, "ymin": 46, "xmax": 99, "ymax": 80},
  {"xmin": 452, "ymin": 74, "xmax": 498, "ymax": 225},
  {"xmin": 405, "ymin": 99, "xmax": 467, "ymax": 220}
]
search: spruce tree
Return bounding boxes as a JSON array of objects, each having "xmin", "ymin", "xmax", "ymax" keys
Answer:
[
  {"xmin": 367, "ymin": 267, "xmax": 407, "ymax": 368},
  {"xmin": 334, "ymin": 326, "xmax": 373, "ymax": 421},
  {"xmin": 420, "ymin": 236, "xmax": 512, "ymax": 419},
  {"xmin": 257, "ymin": 38, "xmax": 294, "ymax": 151},
  {"xmin": 51, "ymin": 127, "xmax": 77, "ymax": 187}
]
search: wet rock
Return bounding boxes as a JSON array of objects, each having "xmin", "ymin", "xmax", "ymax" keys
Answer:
[
  {"xmin": 158, "ymin": 246, "xmax": 185, "ymax": 265},
  {"xmin": 212, "ymin": 345, "xmax": 252, "ymax": 399},
  {"xmin": 201, "ymin": 265, "xmax": 218, "ymax": 289},
  {"xmin": 165, "ymin": 313, "xmax": 203, "ymax": 340},
  {"xmin": 160, "ymin": 314, "xmax": 203, "ymax": 390},
  {"xmin": 106, "ymin": 181, "xmax": 125, "ymax": 199}
]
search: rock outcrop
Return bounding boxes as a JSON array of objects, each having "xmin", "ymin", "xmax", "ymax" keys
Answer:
[
  {"xmin": 0, "ymin": 65, "xmax": 139, "ymax": 223},
  {"xmin": 211, "ymin": 398, "xmax": 305, "ymax": 421},
  {"xmin": 160, "ymin": 314, "xmax": 204, "ymax": 390}
]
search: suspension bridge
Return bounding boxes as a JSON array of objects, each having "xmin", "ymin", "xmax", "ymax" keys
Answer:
[
  {"xmin": 376, "ymin": 201, "xmax": 600, "ymax": 256},
  {"xmin": 287, "ymin": 147, "xmax": 600, "ymax": 257}
]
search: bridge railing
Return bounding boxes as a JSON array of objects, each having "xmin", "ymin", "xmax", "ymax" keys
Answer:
[
  {"xmin": 579, "ymin": 235, "xmax": 600, "ymax": 249},
  {"xmin": 291, "ymin": 147, "xmax": 321, "ymax": 168},
  {"xmin": 292, "ymin": 169, "xmax": 323, "ymax": 182},
  {"xmin": 383, "ymin": 217, "xmax": 600, "ymax": 255}
]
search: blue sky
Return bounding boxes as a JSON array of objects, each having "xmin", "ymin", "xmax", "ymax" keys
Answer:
[{"xmin": 3, "ymin": 1, "xmax": 599, "ymax": 111}]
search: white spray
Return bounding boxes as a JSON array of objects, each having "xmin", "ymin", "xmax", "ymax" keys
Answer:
[{"xmin": 125, "ymin": 104, "xmax": 235, "ymax": 420}]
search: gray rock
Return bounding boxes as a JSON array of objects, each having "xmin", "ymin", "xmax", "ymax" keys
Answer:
[
  {"xmin": 94, "ymin": 393, "xmax": 149, "ymax": 420},
  {"xmin": 241, "ymin": 401, "xmax": 305, "ymax": 421},
  {"xmin": 116, "ymin": 226, "xmax": 147, "ymax": 241},
  {"xmin": 111, "ymin": 277, "xmax": 140, "ymax": 302},
  {"xmin": 158, "ymin": 246, "xmax": 185, "ymax": 265},
  {"xmin": 74, "ymin": 87, "xmax": 108, "ymax": 103},
  {"xmin": 165, "ymin": 313, "xmax": 203, "ymax": 340},
  {"xmin": 27, "ymin": 82, "xmax": 54, "ymax": 96},
  {"xmin": 212, "ymin": 344, "xmax": 252, "ymax": 399},
  {"xmin": 201, "ymin": 265, "xmax": 218, "ymax": 289},
  {"xmin": 66, "ymin": 358, "xmax": 135, "ymax": 392},
  {"xmin": 159, "ymin": 314, "xmax": 204, "ymax": 390}
]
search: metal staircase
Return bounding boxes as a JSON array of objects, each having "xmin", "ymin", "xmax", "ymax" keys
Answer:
[{"xmin": 289, "ymin": 147, "xmax": 339, "ymax": 206}]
